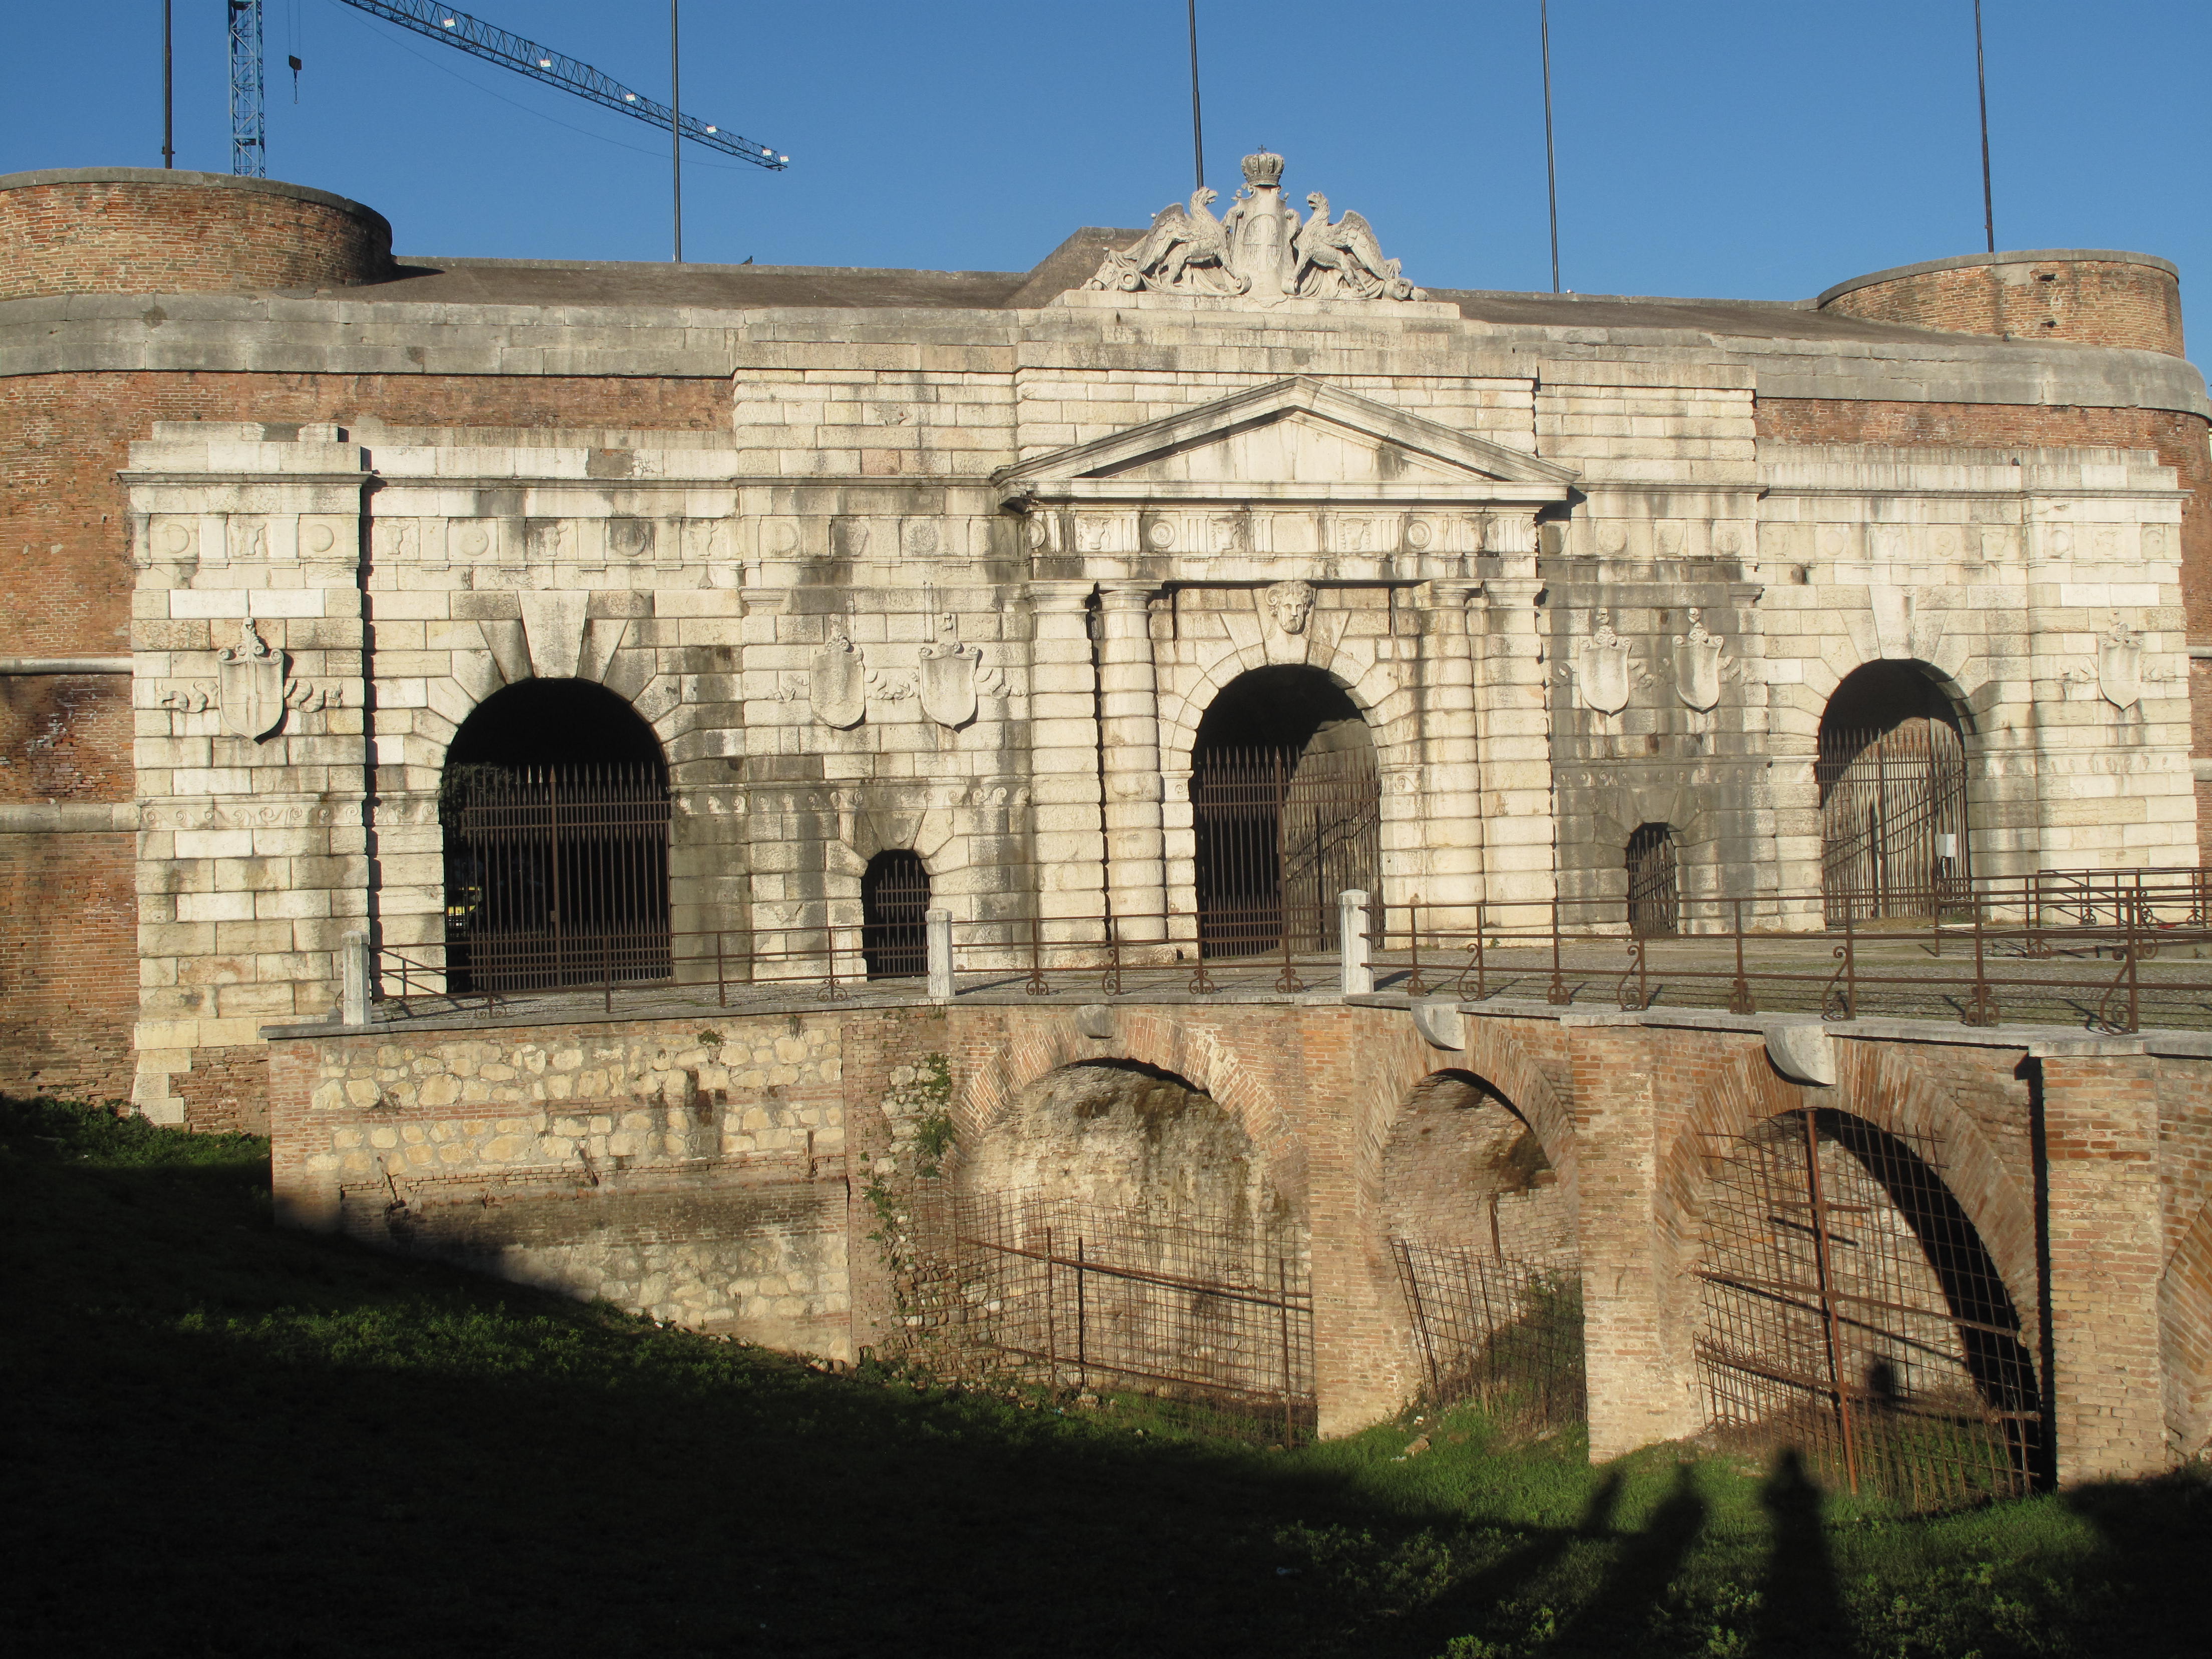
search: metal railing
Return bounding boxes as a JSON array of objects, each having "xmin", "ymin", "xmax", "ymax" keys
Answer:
[{"xmin": 355, "ymin": 865, "xmax": 2212, "ymax": 1037}]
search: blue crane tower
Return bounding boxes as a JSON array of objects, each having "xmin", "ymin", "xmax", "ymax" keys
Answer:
[{"xmin": 225, "ymin": 0, "xmax": 787, "ymax": 184}]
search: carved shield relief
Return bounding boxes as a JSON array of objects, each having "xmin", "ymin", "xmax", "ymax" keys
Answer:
[
  {"xmin": 809, "ymin": 633, "xmax": 867, "ymax": 729},
  {"xmin": 917, "ymin": 642, "xmax": 981, "ymax": 729},
  {"xmin": 1576, "ymin": 616, "xmax": 1631, "ymax": 716},
  {"xmin": 216, "ymin": 620, "xmax": 288, "ymax": 741},
  {"xmin": 1672, "ymin": 611, "xmax": 1724, "ymax": 712},
  {"xmin": 2099, "ymin": 625, "xmax": 2144, "ymax": 711}
]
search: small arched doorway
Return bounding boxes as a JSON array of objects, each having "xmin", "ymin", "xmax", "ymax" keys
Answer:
[
  {"xmin": 1625, "ymin": 822, "xmax": 1680, "ymax": 938},
  {"xmin": 440, "ymin": 680, "xmax": 670, "ymax": 993},
  {"xmin": 1817, "ymin": 664, "xmax": 1970, "ymax": 924},
  {"xmin": 861, "ymin": 851, "xmax": 930, "ymax": 979},
  {"xmin": 1192, "ymin": 665, "xmax": 1379, "ymax": 957}
]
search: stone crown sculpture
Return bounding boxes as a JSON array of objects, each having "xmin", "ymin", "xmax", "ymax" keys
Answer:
[{"xmin": 1085, "ymin": 149, "xmax": 1427, "ymax": 304}]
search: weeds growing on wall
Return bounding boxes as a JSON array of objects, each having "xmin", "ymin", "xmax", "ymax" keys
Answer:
[{"xmin": 7, "ymin": 1091, "xmax": 2211, "ymax": 1658}]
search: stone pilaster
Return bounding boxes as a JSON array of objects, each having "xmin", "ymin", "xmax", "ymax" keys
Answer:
[
  {"xmin": 1417, "ymin": 579, "xmax": 1485, "ymax": 925},
  {"xmin": 1026, "ymin": 581, "xmax": 1105, "ymax": 931},
  {"xmin": 1097, "ymin": 582, "xmax": 1167, "ymax": 941},
  {"xmin": 2036, "ymin": 1040, "xmax": 2169, "ymax": 1482},
  {"xmin": 1476, "ymin": 520, "xmax": 1559, "ymax": 919}
]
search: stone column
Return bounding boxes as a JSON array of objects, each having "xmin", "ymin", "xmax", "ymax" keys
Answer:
[
  {"xmin": 1026, "ymin": 582, "xmax": 1107, "ymax": 934},
  {"xmin": 1475, "ymin": 518, "xmax": 1559, "ymax": 921},
  {"xmin": 2036, "ymin": 1040, "xmax": 2169, "ymax": 1482},
  {"xmin": 1097, "ymin": 582, "xmax": 1168, "ymax": 941},
  {"xmin": 1567, "ymin": 1014, "xmax": 1701, "ymax": 1458},
  {"xmin": 1419, "ymin": 579, "xmax": 1486, "ymax": 927}
]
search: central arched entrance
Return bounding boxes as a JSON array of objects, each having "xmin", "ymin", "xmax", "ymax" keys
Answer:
[
  {"xmin": 1191, "ymin": 666, "xmax": 1379, "ymax": 957},
  {"xmin": 1817, "ymin": 663, "xmax": 1971, "ymax": 924},
  {"xmin": 440, "ymin": 679, "xmax": 670, "ymax": 993}
]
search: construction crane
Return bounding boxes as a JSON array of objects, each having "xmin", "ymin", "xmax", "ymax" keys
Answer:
[{"xmin": 226, "ymin": 0, "xmax": 786, "ymax": 253}]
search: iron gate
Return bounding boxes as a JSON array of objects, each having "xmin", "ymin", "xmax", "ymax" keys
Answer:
[
  {"xmin": 1695, "ymin": 1109, "xmax": 2041, "ymax": 1509},
  {"xmin": 1393, "ymin": 1239, "xmax": 1586, "ymax": 1432},
  {"xmin": 1626, "ymin": 824, "xmax": 1681, "ymax": 938},
  {"xmin": 441, "ymin": 761, "xmax": 671, "ymax": 993},
  {"xmin": 862, "ymin": 852, "xmax": 930, "ymax": 979},
  {"xmin": 908, "ymin": 1191, "xmax": 1315, "ymax": 1437},
  {"xmin": 1819, "ymin": 719, "xmax": 1970, "ymax": 925},
  {"xmin": 1193, "ymin": 745, "xmax": 1380, "ymax": 957}
]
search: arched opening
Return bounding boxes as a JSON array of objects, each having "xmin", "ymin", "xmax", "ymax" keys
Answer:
[
  {"xmin": 440, "ymin": 680, "xmax": 670, "ymax": 994},
  {"xmin": 1695, "ymin": 1107, "xmax": 2042, "ymax": 1506},
  {"xmin": 861, "ymin": 851, "xmax": 929, "ymax": 979},
  {"xmin": 1384, "ymin": 1071, "xmax": 1584, "ymax": 1424},
  {"xmin": 1817, "ymin": 663, "xmax": 1970, "ymax": 924},
  {"xmin": 1625, "ymin": 822, "xmax": 1680, "ymax": 938},
  {"xmin": 1191, "ymin": 665, "xmax": 1379, "ymax": 957},
  {"xmin": 916, "ymin": 1060, "xmax": 1313, "ymax": 1434}
]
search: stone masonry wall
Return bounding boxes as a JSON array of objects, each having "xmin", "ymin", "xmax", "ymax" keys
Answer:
[{"xmin": 1817, "ymin": 257, "xmax": 2184, "ymax": 357}]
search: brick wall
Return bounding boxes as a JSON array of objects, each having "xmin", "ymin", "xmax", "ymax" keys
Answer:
[
  {"xmin": 0, "ymin": 828, "xmax": 134, "ymax": 1100},
  {"xmin": 0, "ymin": 174, "xmax": 392, "ymax": 301},
  {"xmin": 1818, "ymin": 257, "xmax": 2184, "ymax": 356}
]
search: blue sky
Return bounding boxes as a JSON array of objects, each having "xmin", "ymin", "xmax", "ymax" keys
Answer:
[{"xmin": 4, "ymin": 3, "xmax": 2207, "ymax": 310}]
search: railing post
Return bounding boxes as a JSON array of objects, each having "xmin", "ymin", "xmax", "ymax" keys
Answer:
[
  {"xmin": 1404, "ymin": 895, "xmax": 1427, "ymax": 997},
  {"xmin": 1727, "ymin": 897, "xmax": 1757, "ymax": 1015},
  {"xmin": 2126, "ymin": 896, "xmax": 2142, "ymax": 1033},
  {"xmin": 926, "ymin": 906, "xmax": 955, "ymax": 1001},
  {"xmin": 715, "ymin": 929, "xmax": 727, "ymax": 1009},
  {"xmin": 340, "ymin": 930, "xmax": 371, "ymax": 1027},
  {"xmin": 1963, "ymin": 889, "xmax": 1998, "ymax": 1027},
  {"xmin": 1474, "ymin": 900, "xmax": 1487, "ymax": 999},
  {"xmin": 603, "ymin": 934, "xmax": 613, "ymax": 1015},
  {"xmin": 1339, "ymin": 889, "xmax": 1374, "ymax": 996},
  {"xmin": 1545, "ymin": 897, "xmax": 1571, "ymax": 1006}
]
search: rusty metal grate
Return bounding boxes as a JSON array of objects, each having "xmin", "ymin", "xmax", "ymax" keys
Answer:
[
  {"xmin": 1695, "ymin": 1109, "xmax": 2042, "ymax": 1509},
  {"xmin": 1626, "ymin": 822, "xmax": 1681, "ymax": 939},
  {"xmin": 440, "ymin": 761, "xmax": 670, "ymax": 994},
  {"xmin": 908, "ymin": 1191, "xmax": 1314, "ymax": 1438},
  {"xmin": 1393, "ymin": 1239, "xmax": 1586, "ymax": 1433},
  {"xmin": 1193, "ymin": 744, "xmax": 1379, "ymax": 959},
  {"xmin": 1819, "ymin": 719, "xmax": 1971, "ymax": 926},
  {"xmin": 861, "ymin": 851, "xmax": 930, "ymax": 979}
]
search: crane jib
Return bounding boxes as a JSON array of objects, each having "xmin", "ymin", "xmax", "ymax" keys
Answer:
[{"xmin": 228, "ymin": 0, "xmax": 787, "ymax": 173}]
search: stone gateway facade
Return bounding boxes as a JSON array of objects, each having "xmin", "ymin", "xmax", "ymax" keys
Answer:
[{"xmin": 7, "ymin": 159, "xmax": 2212, "ymax": 1477}]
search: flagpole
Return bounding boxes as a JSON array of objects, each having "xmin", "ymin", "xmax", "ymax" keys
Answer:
[
  {"xmin": 1187, "ymin": 0, "xmax": 1205, "ymax": 191},
  {"xmin": 1540, "ymin": 0, "xmax": 1560, "ymax": 293}
]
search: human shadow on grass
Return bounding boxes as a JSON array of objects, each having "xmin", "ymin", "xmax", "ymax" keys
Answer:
[
  {"xmin": 1749, "ymin": 1448, "xmax": 1848, "ymax": 1659},
  {"xmin": 1538, "ymin": 1462, "xmax": 1708, "ymax": 1655},
  {"xmin": 4, "ymin": 1126, "xmax": 1602, "ymax": 1659},
  {"xmin": 2060, "ymin": 1468, "xmax": 2212, "ymax": 1655}
]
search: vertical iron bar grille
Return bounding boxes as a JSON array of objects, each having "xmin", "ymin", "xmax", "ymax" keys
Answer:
[
  {"xmin": 1819, "ymin": 720, "xmax": 1970, "ymax": 926},
  {"xmin": 908, "ymin": 1191, "xmax": 1315, "ymax": 1436},
  {"xmin": 1694, "ymin": 1110, "xmax": 2041, "ymax": 1510},
  {"xmin": 1193, "ymin": 745, "xmax": 1379, "ymax": 958},
  {"xmin": 862, "ymin": 852, "xmax": 930, "ymax": 979},
  {"xmin": 1391, "ymin": 1239, "xmax": 1586, "ymax": 1433},
  {"xmin": 441, "ymin": 762, "xmax": 671, "ymax": 994},
  {"xmin": 1626, "ymin": 824, "xmax": 1681, "ymax": 939}
]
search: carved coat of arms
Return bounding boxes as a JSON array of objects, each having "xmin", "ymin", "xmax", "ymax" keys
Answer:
[
  {"xmin": 1672, "ymin": 609, "xmax": 1725, "ymax": 712},
  {"xmin": 1086, "ymin": 150, "xmax": 1426, "ymax": 305},
  {"xmin": 808, "ymin": 629, "xmax": 867, "ymax": 729},
  {"xmin": 2098, "ymin": 618, "xmax": 2144, "ymax": 712},
  {"xmin": 917, "ymin": 615, "xmax": 982, "ymax": 729},
  {"xmin": 1576, "ymin": 612, "xmax": 1632, "ymax": 716},
  {"xmin": 217, "ymin": 620, "xmax": 288, "ymax": 740}
]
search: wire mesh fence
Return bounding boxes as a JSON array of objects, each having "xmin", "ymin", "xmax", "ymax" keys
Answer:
[
  {"xmin": 1695, "ymin": 1109, "xmax": 2042, "ymax": 1510},
  {"xmin": 906, "ymin": 1190, "xmax": 1315, "ymax": 1439},
  {"xmin": 1392, "ymin": 1239, "xmax": 1586, "ymax": 1434}
]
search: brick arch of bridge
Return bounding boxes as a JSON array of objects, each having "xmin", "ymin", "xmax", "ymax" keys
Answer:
[
  {"xmin": 950, "ymin": 1006, "xmax": 1308, "ymax": 1210},
  {"xmin": 2160, "ymin": 1195, "xmax": 2212, "ymax": 1458},
  {"xmin": 1655, "ymin": 1035, "xmax": 2039, "ymax": 1382},
  {"xmin": 1353, "ymin": 1015, "xmax": 1576, "ymax": 1221}
]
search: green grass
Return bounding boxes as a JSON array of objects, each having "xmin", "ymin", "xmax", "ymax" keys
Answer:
[{"xmin": 3, "ymin": 1096, "xmax": 2205, "ymax": 1658}]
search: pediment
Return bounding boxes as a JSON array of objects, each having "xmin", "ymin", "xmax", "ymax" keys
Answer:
[{"xmin": 996, "ymin": 376, "xmax": 1576, "ymax": 506}]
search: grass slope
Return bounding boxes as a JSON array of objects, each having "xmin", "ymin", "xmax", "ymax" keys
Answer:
[{"xmin": 3, "ymin": 1096, "xmax": 2205, "ymax": 1658}]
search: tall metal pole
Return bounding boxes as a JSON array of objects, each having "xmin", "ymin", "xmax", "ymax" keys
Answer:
[
  {"xmin": 671, "ymin": 0, "xmax": 683, "ymax": 262},
  {"xmin": 1974, "ymin": 0, "xmax": 1995, "ymax": 253},
  {"xmin": 1540, "ymin": 0, "xmax": 1560, "ymax": 293},
  {"xmin": 1187, "ymin": 1, "xmax": 1205, "ymax": 191},
  {"xmin": 162, "ymin": 0, "xmax": 175, "ymax": 168}
]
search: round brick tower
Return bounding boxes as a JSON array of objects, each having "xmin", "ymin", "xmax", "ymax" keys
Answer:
[
  {"xmin": 1816, "ymin": 249, "xmax": 2183, "ymax": 357},
  {"xmin": 0, "ymin": 167, "xmax": 393, "ymax": 302}
]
